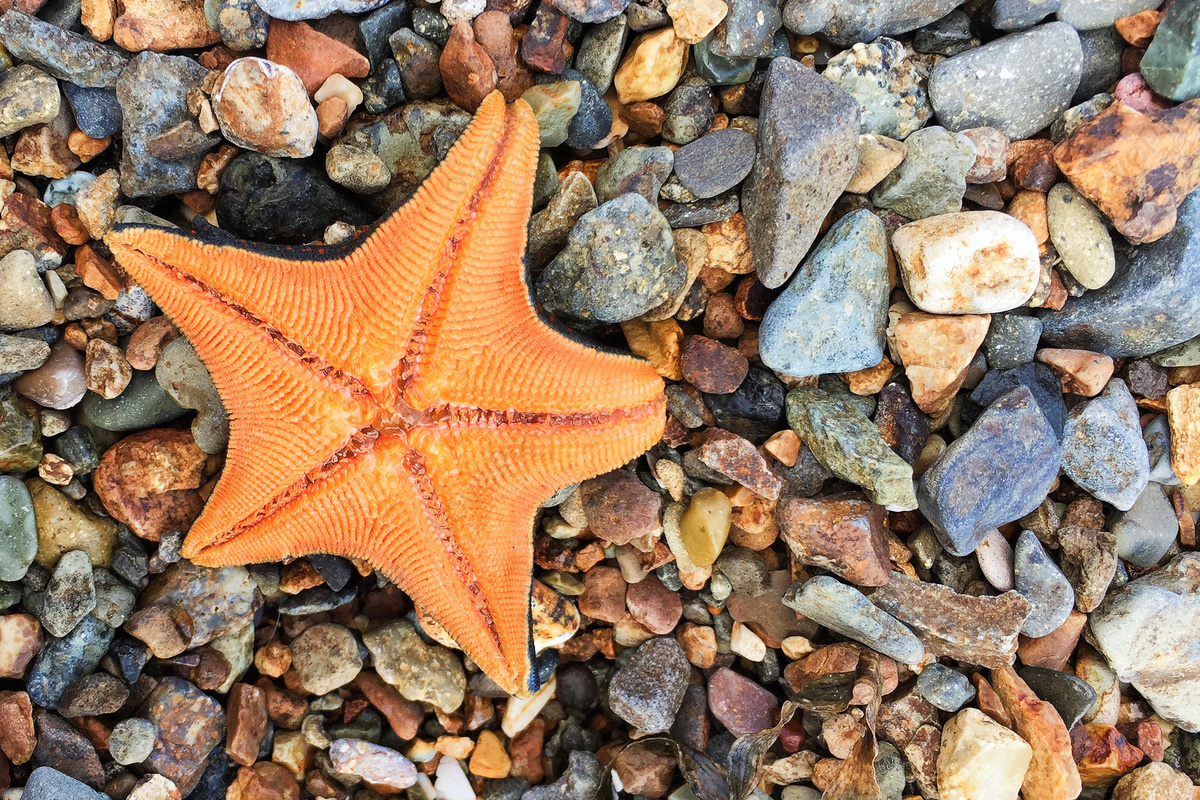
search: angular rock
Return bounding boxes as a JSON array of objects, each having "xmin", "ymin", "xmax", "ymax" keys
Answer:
[
  {"xmin": 778, "ymin": 493, "xmax": 891, "ymax": 586},
  {"xmin": 1140, "ymin": 0, "xmax": 1200, "ymax": 101},
  {"xmin": 1110, "ymin": 482, "xmax": 1179, "ymax": 567},
  {"xmin": 928, "ymin": 23, "xmax": 1083, "ymax": 140},
  {"xmin": 937, "ymin": 708, "xmax": 1032, "ymax": 800},
  {"xmin": 0, "ymin": 11, "xmax": 128, "ymax": 88},
  {"xmin": 1061, "ymin": 379, "xmax": 1149, "ymax": 510},
  {"xmin": 990, "ymin": 666, "xmax": 1082, "ymax": 800},
  {"xmin": 783, "ymin": 576, "xmax": 925, "ymax": 665},
  {"xmin": 918, "ymin": 386, "xmax": 1061, "ymax": 556},
  {"xmin": 1058, "ymin": 525, "xmax": 1117, "ymax": 612},
  {"xmin": 871, "ymin": 127, "xmax": 976, "ymax": 220},
  {"xmin": 1013, "ymin": 530, "xmax": 1075, "ymax": 637},
  {"xmin": 758, "ymin": 209, "xmax": 889, "ymax": 377},
  {"xmin": 1111, "ymin": 763, "xmax": 1194, "ymax": 800},
  {"xmin": 742, "ymin": 57, "xmax": 860, "ymax": 288},
  {"xmin": 893, "ymin": 311, "xmax": 990, "ymax": 414},
  {"xmin": 607, "ymin": 637, "xmax": 690, "ymax": 733}
]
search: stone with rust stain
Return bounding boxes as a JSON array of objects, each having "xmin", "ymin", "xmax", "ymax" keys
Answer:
[
  {"xmin": 1070, "ymin": 723, "xmax": 1143, "ymax": 787},
  {"xmin": 990, "ymin": 665, "xmax": 1082, "ymax": 800},
  {"xmin": 778, "ymin": 493, "xmax": 891, "ymax": 586},
  {"xmin": 143, "ymin": 677, "xmax": 226, "ymax": 796},
  {"xmin": 93, "ymin": 428, "xmax": 207, "ymax": 542},
  {"xmin": 1053, "ymin": 100, "xmax": 1200, "ymax": 244}
]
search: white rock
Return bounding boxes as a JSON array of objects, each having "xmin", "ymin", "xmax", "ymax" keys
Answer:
[
  {"xmin": 439, "ymin": 0, "xmax": 484, "ymax": 24},
  {"xmin": 975, "ymin": 528, "xmax": 1014, "ymax": 591},
  {"xmin": 0, "ymin": 250, "xmax": 56, "ymax": 331},
  {"xmin": 433, "ymin": 758, "xmax": 474, "ymax": 800},
  {"xmin": 892, "ymin": 211, "xmax": 1041, "ymax": 314},
  {"xmin": 937, "ymin": 708, "xmax": 1032, "ymax": 800},
  {"xmin": 729, "ymin": 621, "xmax": 766, "ymax": 661},
  {"xmin": 501, "ymin": 674, "xmax": 556, "ymax": 737}
]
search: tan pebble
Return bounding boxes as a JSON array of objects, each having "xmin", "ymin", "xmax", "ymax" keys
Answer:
[
  {"xmin": 667, "ymin": 0, "xmax": 728, "ymax": 43},
  {"xmin": 1035, "ymin": 348, "xmax": 1115, "ymax": 397},
  {"xmin": 613, "ymin": 28, "xmax": 688, "ymax": 104},
  {"xmin": 1166, "ymin": 383, "xmax": 1200, "ymax": 485}
]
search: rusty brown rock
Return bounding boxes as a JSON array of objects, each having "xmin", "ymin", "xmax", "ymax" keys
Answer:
[
  {"xmin": 778, "ymin": 493, "xmax": 891, "ymax": 586},
  {"xmin": 1017, "ymin": 609, "xmax": 1087, "ymax": 670},
  {"xmin": 124, "ymin": 603, "xmax": 195, "ymax": 659},
  {"xmin": 892, "ymin": 311, "xmax": 991, "ymax": 414},
  {"xmin": 1071, "ymin": 723, "xmax": 1144, "ymax": 787},
  {"xmin": 265, "ymin": 19, "xmax": 369, "ymax": 95},
  {"xmin": 0, "ymin": 691, "xmax": 35, "ymax": 765},
  {"xmin": 112, "ymin": 0, "xmax": 219, "ymax": 51},
  {"xmin": 126, "ymin": 317, "xmax": 180, "ymax": 371},
  {"xmin": 693, "ymin": 428, "xmax": 781, "ymax": 499},
  {"xmin": 991, "ymin": 666, "xmax": 1082, "ymax": 800},
  {"xmin": 579, "ymin": 470, "xmax": 662, "ymax": 546},
  {"xmin": 578, "ymin": 564, "xmax": 627, "ymax": 623},
  {"xmin": 440, "ymin": 22, "xmax": 497, "ymax": 112},
  {"xmin": 520, "ymin": 3, "xmax": 570, "ymax": 74},
  {"xmin": 94, "ymin": 429, "xmax": 207, "ymax": 542},
  {"xmin": 613, "ymin": 745, "xmax": 676, "ymax": 798},
  {"xmin": 228, "ymin": 762, "xmax": 300, "ymax": 800},
  {"xmin": 680, "ymin": 334, "xmax": 748, "ymax": 394},
  {"xmin": 352, "ymin": 672, "xmax": 423, "ymax": 740},
  {"xmin": 226, "ymin": 683, "xmax": 268, "ymax": 767},
  {"xmin": 473, "ymin": 11, "xmax": 533, "ymax": 102},
  {"xmin": 144, "ymin": 677, "xmax": 226, "ymax": 795},
  {"xmin": 1036, "ymin": 348, "xmax": 1116, "ymax": 397},
  {"xmin": 869, "ymin": 571, "xmax": 1031, "ymax": 668},
  {"xmin": 1053, "ymin": 100, "xmax": 1200, "ymax": 244}
]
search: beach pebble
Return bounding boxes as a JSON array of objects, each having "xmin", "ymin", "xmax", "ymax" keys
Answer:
[
  {"xmin": 328, "ymin": 739, "xmax": 418, "ymax": 792},
  {"xmin": 937, "ymin": 708, "xmax": 1032, "ymax": 800},
  {"xmin": 892, "ymin": 211, "xmax": 1040, "ymax": 314},
  {"xmin": 1013, "ymin": 530, "xmax": 1075, "ymax": 637},
  {"xmin": 212, "ymin": 58, "xmax": 318, "ymax": 158},
  {"xmin": 1061, "ymin": 379, "xmax": 1149, "ymax": 510},
  {"xmin": 892, "ymin": 311, "xmax": 991, "ymax": 414},
  {"xmin": 1109, "ymin": 482, "xmax": 1178, "ymax": 568},
  {"xmin": 782, "ymin": 0, "xmax": 965, "ymax": 46},
  {"xmin": 917, "ymin": 663, "xmax": 976, "ymax": 711},
  {"xmin": 1045, "ymin": 183, "xmax": 1115, "ymax": 290}
]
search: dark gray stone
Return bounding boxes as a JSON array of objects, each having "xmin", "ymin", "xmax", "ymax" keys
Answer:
[
  {"xmin": 969, "ymin": 362, "xmax": 1067, "ymax": 441},
  {"xmin": 574, "ymin": 14, "xmax": 627, "ymax": 95},
  {"xmin": 984, "ymin": 313, "xmax": 1043, "ymax": 370},
  {"xmin": 1017, "ymin": 666, "xmax": 1097, "ymax": 729},
  {"xmin": 759, "ymin": 209, "xmax": 889, "ymax": 377},
  {"xmin": 711, "ymin": 0, "xmax": 781, "ymax": 57},
  {"xmin": 742, "ymin": 57, "xmax": 860, "ymax": 288},
  {"xmin": 782, "ymin": 0, "xmax": 966, "ymax": 46},
  {"xmin": 913, "ymin": 10, "xmax": 977, "ymax": 56},
  {"xmin": 21, "ymin": 768, "xmax": 109, "ymax": 800},
  {"xmin": 390, "ymin": 29, "xmax": 443, "ymax": 100},
  {"xmin": 561, "ymin": 68, "xmax": 611, "ymax": 150},
  {"xmin": 918, "ymin": 386, "xmax": 1062, "ymax": 556},
  {"xmin": 928, "ymin": 23, "xmax": 1083, "ymax": 140},
  {"xmin": 594, "ymin": 145, "xmax": 673, "ymax": 203},
  {"xmin": 1056, "ymin": 0, "xmax": 1158, "ymax": 30},
  {"xmin": 1111, "ymin": 482, "xmax": 1179, "ymax": 568},
  {"xmin": 672, "ymin": 127, "xmax": 756, "ymax": 199},
  {"xmin": 1039, "ymin": 192, "xmax": 1200, "ymax": 357},
  {"xmin": 992, "ymin": 0, "xmax": 1060, "ymax": 30},
  {"xmin": 26, "ymin": 615, "xmax": 115, "ymax": 709},
  {"xmin": 1074, "ymin": 27, "xmax": 1125, "ymax": 103},
  {"xmin": 607, "ymin": 637, "xmax": 690, "ymax": 733},
  {"xmin": 661, "ymin": 74, "xmax": 717, "ymax": 145},
  {"xmin": 62, "ymin": 83, "xmax": 123, "ymax": 139}
]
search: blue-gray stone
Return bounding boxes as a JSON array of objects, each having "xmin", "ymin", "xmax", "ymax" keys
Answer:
[
  {"xmin": 928, "ymin": 23, "xmax": 1083, "ymax": 140},
  {"xmin": 919, "ymin": 386, "xmax": 1062, "ymax": 556},
  {"xmin": 916, "ymin": 663, "xmax": 976, "ymax": 711},
  {"xmin": 870, "ymin": 125, "xmax": 975, "ymax": 219},
  {"xmin": 1075, "ymin": 27, "xmax": 1125, "ymax": 103},
  {"xmin": 360, "ymin": 59, "xmax": 406, "ymax": 115},
  {"xmin": 984, "ymin": 313, "xmax": 1043, "ymax": 370},
  {"xmin": 672, "ymin": 127, "xmax": 756, "ymax": 199},
  {"xmin": 781, "ymin": 0, "xmax": 965, "ymax": 46},
  {"xmin": 1014, "ymin": 529, "xmax": 1075, "ymax": 637},
  {"xmin": 1111, "ymin": 482, "xmax": 1179, "ymax": 567},
  {"xmin": 1017, "ymin": 666, "xmax": 1097, "ymax": 728},
  {"xmin": 21, "ymin": 768, "xmax": 109, "ymax": 800},
  {"xmin": 710, "ymin": 0, "xmax": 781, "ymax": 57},
  {"xmin": 594, "ymin": 145, "xmax": 672, "ymax": 204},
  {"xmin": 26, "ymin": 615, "xmax": 115, "ymax": 709},
  {"xmin": 742, "ymin": 57, "xmax": 860, "ymax": 288},
  {"xmin": 535, "ymin": 193, "xmax": 681, "ymax": 323},
  {"xmin": 992, "ymin": 0, "xmax": 1060, "ymax": 30},
  {"xmin": 783, "ymin": 576, "xmax": 925, "ymax": 665},
  {"xmin": 1056, "ymin": 0, "xmax": 1159, "ymax": 30},
  {"xmin": 759, "ymin": 209, "xmax": 888, "ymax": 377},
  {"xmin": 969, "ymin": 362, "xmax": 1067, "ymax": 440},
  {"xmin": 607, "ymin": 637, "xmax": 690, "ymax": 733},
  {"xmin": 1141, "ymin": 0, "xmax": 1200, "ymax": 103},
  {"xmin": 116, "ymin": 52, "xmax": 212, "ymax": 198},
  {"xmin": 1143, "ymin": 414, "xmax": 1181, "ymax": 485},
  {"xmin": 704, "ymin": 367, "xmax": 787, "ymax": 440},
  {"xmin": 0, "ymin": 11, "xmax": 128, "ymax": 88},
  {"xmin": 0, "ymin": 475, "xmax": 36, "ymax": 582},
  {"xmin": 1062, "ymin": 379, "xmax": 1149, "ymax": 510},
  {"xmin": 1039, "ymin": 166, "xmax": 1200, "ymax": 358},
  {"xmin": 62, "ymin": 84, "xmax": 122, "ymax": 139},
  {"xmin": 661, "ymin": 75, "xmax": 717, "ymax": 145},
  {"xmin": 659, "ymin": 192, "xmax": 740, "ymax": 228},
  {"xmin": 28, "ymin": 549, "xmax": 96, "ymax": 638},
  {"xmin": 79, "ymin": 369, "xmax": 188, "ymax": 432},
  {"xmin": 254, "ymin": 0, "xmax": 390, "ymax": 20},
  {"xmin": 560, "ymin": 69, "xmax": 611, "ymax": 150},
  {"xmin": 54, "ymin": 426, "xmax": 100, "ymax": 475},
  {"xmin": 913, "ymin": 10, "xmax": 977, "ymax": 56}
]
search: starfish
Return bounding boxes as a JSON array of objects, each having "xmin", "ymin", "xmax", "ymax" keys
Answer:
[{"xmin": 106, "ymin": 92, "xmax": 666, "ymax": 695}]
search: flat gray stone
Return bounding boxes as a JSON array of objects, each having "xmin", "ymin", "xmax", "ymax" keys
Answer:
[
  {"xmin": 1056, "ymin": 0, "xmax": 1158, "ymax": 30},
  {"xmin": 784, "ymin": 575, "xmax": 925, "ymax": 665},
  {"xmin": 1110, "ymin": 482, "xmax": 1178, "ymax": 568},
  {"xmin": 1014, "ymin": 530, "xmax": 1074, "ymax": 637},
  {"xmin": 781, "ymin": 0, "xmax": 966, "ymax": 46}
]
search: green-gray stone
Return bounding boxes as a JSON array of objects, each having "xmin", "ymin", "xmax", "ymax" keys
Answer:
[
  {"xmin": 0, "ymin": 392, "xmax": 41, "ymax": 472},
  {"xmin": 0, "ymin": 475, "xmax": 36, "ymax": 581},
  {"xmin": 79, "ymin": 370, "xmax": 188, "ymax": 432},
  {"xmin": 0, "ymin": 581, "xmax": 19, "ymax": 610},
  {"xmin": 1152, "ymin": 334, "xmax": 1200, "ymax": 367},
  {"xmin": 521, "ymin": 82, "xmax": 582, "ymax": 148},
  {"xmin": 53, "ymin": 426, "xmax": 100, "ymax": 475},
  {"xmin": 693, "ymin": 35, "xmax": 756, "ymax": 86},
  {"xmin": 785, "ymin": 386, "xmax": 918, "ymax": 510},
  {"xmin": 1141, "ymin": 0, "xmax": 1200, "ymax": 101}
]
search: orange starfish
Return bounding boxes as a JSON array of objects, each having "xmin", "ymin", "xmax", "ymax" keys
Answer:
[{"xmin": 107, "ymin": 93, "xmax": 665, "ymax": 696}]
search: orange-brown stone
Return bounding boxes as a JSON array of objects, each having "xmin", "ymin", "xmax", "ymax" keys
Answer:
[
  {"xmin": 265, "ymin": 19, "xmax": 370, "ymax": 95},
  {"xmin": 1054, "ymin": 100, "xmax": 1200, "ymax": 244},
  {"xmin": 93, "ymin": 429, "xmax": 207, "ymax": 542}
]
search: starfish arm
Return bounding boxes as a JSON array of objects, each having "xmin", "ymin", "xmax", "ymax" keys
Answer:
[
  {"xmin": 108, "ymin": 242, "xmax": 376, "ymax": 555},
  {"xmin": 401, "ymin": 97, "xmax": 667, "ymax": 415},
  {"xmin": 106, "ymin": 94, "xmax": 513, "ymax": 402}
]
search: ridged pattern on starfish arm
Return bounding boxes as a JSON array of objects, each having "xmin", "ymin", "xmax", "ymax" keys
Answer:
[{"xmin": 105, "ymin": 92, "xmax": 666, "ymax": 695}]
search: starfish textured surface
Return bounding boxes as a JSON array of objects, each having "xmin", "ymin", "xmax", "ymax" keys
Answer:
[{"xmin": 106, "ymin": 92, "xmax": 666, "ymax": 696}]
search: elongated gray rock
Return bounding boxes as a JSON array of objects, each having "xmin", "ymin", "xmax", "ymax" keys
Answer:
[
  {"xmin": 1061, "ymin": 379, "xmax": 1149, "ymax": 510},
  {"xmin": 758, "ymin": 209, "xmax": 889, "ymax": 377},
  {"xmin": 1040, "ymin": 164, "xmax": 1200, "ymax": 357},
  {"xmin": 1089, "ymin": 553, "xmax": 1200, "ymax": 731},
  {"xmin": 782, "ymin": 0, "xmax": 966, "ymax": 46},
  {"xmin": 918, "ymin": 386, "xmax": 1061, "ymax": 556},
  {"xmin": 1014, "ymin": 530, "xmax": 1074, "ymax": 637},
  {"xmin": 784, "ymin": 576, "xmax": 925, "ymax": 664},
  {"xmin": 928, "ymin": 23, "xmax": 1083, "ymax": 140},
  {"xmin": 742, "ymin": 57, "xmax": 860, "ymax": 288},
  {"xmin": 0, "ymin": 11, "xmax": 128, "ymax": 88}
]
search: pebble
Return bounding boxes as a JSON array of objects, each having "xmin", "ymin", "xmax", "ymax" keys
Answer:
[
  {"xmin": 707, "ymin": 666, "xmax": 780, "ymax": 735},
  {"xmin": 1110, "ymin": 482, "xmax": 1178, "ymax": 568},
  {"xmin": 0, "ymin": 64, "xmax": 60, "ymax": 138},
  {"xmin": 918, "ymin": 386, "xmax": 1061, "ymax": 556},
  {"xmin": 758, "ymin": 209, "xmax": 888, "ymax": 377},
  {"xmin": 0, "ymin": 250, "xmax": 55, "ymax": 332},
  {"xmin": 782, "ymin": 0, "xmax": 963, "ymax": 45},
  {"xmin": 21, "ymin": 768, "xmax": 110, "ymax": 800},
  {"xmin": 678, "ymin": 486, "xmax": 732, "ymax": 567},
  {"xmin": 156, "ymin": 337, "xmax": 229, "ymax": 454},
  {"xmin": 1017, "ymin": 666, "xmax": 1096, "ymax": 729},
  {"xmin": 80, "ymin": 369, "xmax": 187, "ymax": 432},
  {"xmin": 92, "ymin": 428, "xmax": 205, "ymax": 541},
  {"xmin": 580, "ymin": 470, "xmax": 662, "ymax": 545},
  {"xmin": 0, "ymin": 475, "xmax": 37, "ymax": 581},
  {"xmin": 778, "ymin": 493, "xmax": 891, "ymax": 586},
  {"xmin": 742, "ymin": 56, "xmax": 860, "ymax": 288},
  {"xmin": 212, "ymin": 58, "xmax": 318, "ymax": 158},
  {"xmin": 680, "ymin": 334, "xmax": 748, "ymax": 393},
  {"xmin": 58, "ymin": 671, "xmax": 129, "ymax": 717},
  {"xmin": 612, "ymin": 28, "xmax": 689, "ymax": 104},
  {"xmin": 0, "ymin": 332, "xmax": 50, "ymax": 374},
  {"xmin": 1056, "ymin": 0, "xmax": 1158, "ymax": 30},
  {"xmin": 112, "ymin": 0, "xmax": 219, "ymax": 51},
  {"xmin": 522, "ymin": 82, "xmax": 580, "ymax": 148},
  {"xmin": 522, "ymin": 751, "xmax": 603, "ymax": 800},
  {"xmin": 0, "ymin": 11, "xmax": 127, "ymax": 88},
  {"xmin": 1061, "ymin": 378, "xmax": 1149, "ymax": 510},
  {"xmin": 25, "ymin": 614, "xmax": 114, "ymax": 709},
  {"xmin": 928, "ymin": 22, "xmax": 1083, "ymax": 140},
  {"xmin": 109, "ymin": 718, "xmax": 157, "ymax": 766},
  {"xmin": 785, "ymin": 385, "xmax": 917, "ymax": 510},
  {"xmin": 893, "ymin": 211, "xmax": 1040, "ymax": 314},
  {"xmin": 969, "ymin": 362, "xmax": 1066, "ymax": 440},
  {"xmin": 594, "ymin": 145, "xmax": 673, "ymax": 203},
  {"xmin": 116, "ymin": 51, "xmax": 212, "ymax": 198},
  {"xmin": 846, "ymin": 133, "xmax": 906, "ymax": 193},
  {"xmin": 1111, "ymin": 763, "xmax": 1195, "ymax": 800},
  {"xmin": 1140, "ymin": 0, "xmax": 1200, "ymax": 101},
  {"xmin": 328, "ymin": 739, "xmax": 418, "ymax": 792},
  {"xmin": 823, "ymin": 38, "xmax": 931, "ymax": 139},
  {"xmin": 785, "ymin": 576, "xmax": 925, "ymax": 664},
  {"xmin": 607, "ymin": 636, "xmax": 690, "ymax": 732},
  {"xmin": 984, "ymin": 314, "xmax": 1042, "ymax": 371},
  {"xmin": 535, "ymin": 193, "xmax": 680, "ymax": 323},
  {"xmin": 30, "ymin": 548, "xmax": 95, "ymax": 638},
  {"xmin": 917, "ymin": 663, "xmax": 976, "ymax": 711},
  {"xmin": 142, "ymin": 677, "xmax": 226, "ymax": 794},
  {"xmin": 290, "ymin": 622, "xmax": 362, "ymax": 695},
  {"xmin": 872, "ymin": 127, "xmax": 974, "ymax": 219},
  {"xmin": 362, "ymin": 621, "xmax": 465, "ymax": 712},
  {"xmin": 992, "ymin": 0, "xmax": 1060, "ymax": 29},
  {"xmin": 1, "ymin": 393, "xmax": 42, "ymax": 473},
  {"xmin": 668, "ymin": 0, "xmax": 728, "ymax": 43},
  {"xmin": 989, "ymin": 666, "xmax": 1081, "ymax": 800},
  {"xmin": 937, "ymin": 708, "xmax": 1032, "ymax": 800},
  {"xmin": 661, "ymin": 74, "xmax": 716, "ymax": 144},
  {"xmin": 892, "ymin": 311, "xmax": 990, "ymax": 414},
  {"xmin": 0, "ymin": 612, "xmax": 42, "ymax": 678},
  {"xmin": 1013, "ymin": 530, "xmax": 1074, "ymax": 637},
  {"xmin": 1045, "ymin": 183, "xmax": 1115, "ymax": 290}
]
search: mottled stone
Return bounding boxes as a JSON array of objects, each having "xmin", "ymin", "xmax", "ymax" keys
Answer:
[
  {"xmin": 0, "ymin": 11, "xmax": 128, "ymax": 88},
  {"xmin": 1061, "ymin": 379, "xmax": 1149, "ymax": 510},
  {"xmin": 363, "ymin": 621, "xmax": 465, "ymax": 712},
  {"xmin": 607, "ymin": 637, "xmax": 690, "ymax": 733},
  {"xmin": 782, "ymin": 0, "xmax": 965, "ymax": 46},
  {"xmin": 823, "ymin": 37, "xmax": 930, "ymax": 139},
  {"xmin": 758, "ymin": 209, "xmax": 888, "ymax": 377},
  {"xmin": 990, "ymin": 666, "xmax": 1082, "ymax": 800},
  {"xmin": 707, "ymin": 666, "xmax": 780, "ymax": 735},
  {"xmin": 892, "ymin": 311, "xmax": 990, "ymax": 414},
  {"xmin": 778, "ymin": 493, "xmax": 891, "ymax": 586},
  {"xmin": 93, "ymin": 429, "xmax": 206, "ymax": 542},
  {"xmin": 741, "ymin": 57, "xmax": 860, "ymax": 288},
  {"xmin": 212, "ymin": 58, "xmax": 317, "ymax": 158},
  {"xmin": 784, "ymin": 576, "xmax": 925, "ymax": 664}
]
